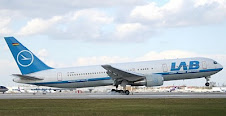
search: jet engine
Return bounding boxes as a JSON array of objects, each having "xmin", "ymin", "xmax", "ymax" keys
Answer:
[{"xmin": 145, "ymin": 74, "xmax": 164, "ymax": 87}]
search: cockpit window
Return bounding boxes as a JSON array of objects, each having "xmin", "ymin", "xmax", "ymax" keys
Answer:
[
  {"xmin": 213, "ymin": 61, "xmax": 218, "ymax": 64},
  {"xmin": 0, "ymin": 86, "xmax": 5, "ymax": 89}
]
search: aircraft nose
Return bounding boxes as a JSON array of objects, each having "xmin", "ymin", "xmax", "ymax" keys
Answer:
[{"xmin": 219, "ymin": 63, "xmax": 223, "ymax": 70}]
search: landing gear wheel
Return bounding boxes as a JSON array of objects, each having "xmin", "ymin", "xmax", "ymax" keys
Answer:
[
  {"xmin": 119, "ymin": 90, "xmax": 124, "ymax": 94},
  {"xmin": 205, "ymin": 82, "xmax": 210, "ymax": 86},
  {"xmin": 205, "ymin": 76, "xmax": 210, "ymax": 87},
  {"xmin": 125, "ymin": 90, "xmax": 130, "ymax": 95}
]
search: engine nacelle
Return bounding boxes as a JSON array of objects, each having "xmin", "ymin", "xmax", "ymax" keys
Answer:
[{"xmin": 145, "ymin": 74, "xmax": 164, "ymax": 87}]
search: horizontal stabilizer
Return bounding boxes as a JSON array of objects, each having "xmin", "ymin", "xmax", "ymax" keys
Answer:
[{"xmin": 12, "ymin": 74, "xmax": 43, "ymax": 80}]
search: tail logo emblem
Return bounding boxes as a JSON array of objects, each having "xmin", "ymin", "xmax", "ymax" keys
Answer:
[{"xmin": 17, "ymin": 50, "xmax": 34, "ymax": 67}]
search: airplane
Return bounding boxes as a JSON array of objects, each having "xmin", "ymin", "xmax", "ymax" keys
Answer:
[
  {"xmin": 7, "ymin": 86, "xmax": 62, "ymax": 94},
  {"xmin": 220, "ymin": 88, "xmax": 226, "ymax": 92},
  {"xmin": 167, "ymin": 86, "xmax": 178, "ymax": 92},
  {"xmin": 0, "ymin": 86, "xmax": 8, "ymax": 94},
  {"xmin": 26, "ymin": 87, "xmax": 61, "ymax": 95},
  {"xmin": 4, "ymin": 37, "xmax": 223, "ymax": 95},
  {"xmin": 13, "ymin": 87, "xmax": 25, "ymax": 93},
  {"xmin": 21, "ymin": 55, "xmax": 31, "ymax": 60}
]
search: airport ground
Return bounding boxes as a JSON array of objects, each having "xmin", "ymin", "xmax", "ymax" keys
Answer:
[
  {"xmin": 1, "ymin": 92, "xmax": 226, "ymax": 99},
  {"xmin": 0, "ymin": 98, "xmax": 225, "ymax": 116},
  {"xmin": 0, "ymin": 92, "xmax": 226, "ymax": 116}
]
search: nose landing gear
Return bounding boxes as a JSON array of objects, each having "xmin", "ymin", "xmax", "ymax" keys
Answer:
[
  {"xmin": 205, "ymin": 76, "xmax": 210, "ymax": 86},
  {"xmin": 205, "ymin": 82, "xmax": 210, "ymax": 86}
]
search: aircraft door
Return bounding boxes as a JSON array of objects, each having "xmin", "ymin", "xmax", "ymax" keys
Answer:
[
  {"xmin": 57, "ymin": 72, "xmax": 62, "ymax": 81},
  {"xmin": 162, "ymin": 64, "xmax": 168, "ymax": 72},
  {"xmin": 202, "ymin": 61, "xmax": 207, "ymax": 69}
]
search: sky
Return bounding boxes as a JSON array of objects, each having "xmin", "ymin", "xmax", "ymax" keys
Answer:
[{"xmin": 0, "ymin": 0, "xmax": 226, "ymax": 87}]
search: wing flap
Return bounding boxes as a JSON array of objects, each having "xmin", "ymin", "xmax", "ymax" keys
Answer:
[{"xmin": 101, "ymin": 65, "xmax": 144, "ymax": 82}]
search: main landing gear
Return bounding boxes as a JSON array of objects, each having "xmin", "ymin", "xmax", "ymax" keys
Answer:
[
  {"xmin": 205, "ymin": 76, "xmax": 210, "ymax": 87},
  {"xmin": 111, "ymin": 89, "xmax": 130, "ymax": 95},
  {"xmin": 111, "ymin": 82, "xmax": 130, "ymax": 95}
]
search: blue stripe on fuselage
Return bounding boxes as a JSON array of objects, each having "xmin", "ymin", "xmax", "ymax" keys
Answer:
[
  {"xmin": 28, "ymin": 68, "xmax": 223, "ymax": 85},
  {"xmin": 156, "ymin": 68, "xmax": 223, "ymax": 75},
  {"xmin": 28, "ymin": 77, "xmax": 112, "ymax": 85}
]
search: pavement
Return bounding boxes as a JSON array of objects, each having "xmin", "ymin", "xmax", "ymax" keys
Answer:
[{"xmin": 1, "ymin": 92, "xmax": 226, "ymax": 99}]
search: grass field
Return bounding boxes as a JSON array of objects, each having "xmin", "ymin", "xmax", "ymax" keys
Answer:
[{"xmin": 0, "ymin": 99, "xmax": 225, "ymax": 116}]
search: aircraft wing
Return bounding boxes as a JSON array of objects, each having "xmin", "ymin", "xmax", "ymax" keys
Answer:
[
  {"xmin": 12, "ymin": 74, "xmax": 43, "ymax": 80},
  {"xmin": 101, "ymin": 65, "xmax": 145, "ymax": 82}
]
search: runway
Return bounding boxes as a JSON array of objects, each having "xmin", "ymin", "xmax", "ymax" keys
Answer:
[{"xmin": 1, "ymin": 92, "xmax": 226, "ymax": 99}]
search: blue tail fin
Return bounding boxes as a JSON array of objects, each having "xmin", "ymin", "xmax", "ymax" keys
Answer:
[{"xmin": 4, "ymin": 37, "xmax": 53, "ymax": 75}]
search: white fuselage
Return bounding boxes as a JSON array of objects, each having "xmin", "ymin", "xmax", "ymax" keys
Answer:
[{"xmin": 13, "ymin": 57, "xmax": 223, "ymax": 88}]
